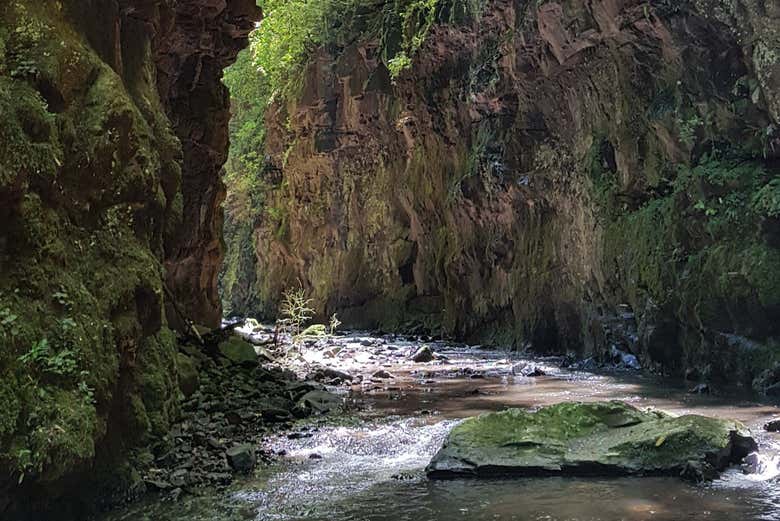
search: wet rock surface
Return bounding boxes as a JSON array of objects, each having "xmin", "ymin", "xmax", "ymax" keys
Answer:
[
  {"xmin": 411, "ymin": 345, "xmax": 435, "ymax": 363},
  {"xmin": 0, "ymin": 0, "xmax": 261, "ymax": 515},
  {"xmin": 427, "ymin": 401, "xmax": 757, "ymax": 482},
  {"xmin": 226, "ymin": 0, "xmax": 780, "ymax": 394},
  {"xmin": 765, "ymin": 419, "xmax": 780, "ymax": 432}
]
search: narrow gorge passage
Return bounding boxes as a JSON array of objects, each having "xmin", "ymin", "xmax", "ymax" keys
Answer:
[{"xmin": 1, "ymin": 0, "xmax": 780, "ymax": 520}]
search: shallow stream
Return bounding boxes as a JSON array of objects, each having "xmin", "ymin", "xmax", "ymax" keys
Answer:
[{"xmin": 103, "ymin": 333, "xmax": 780, "ymax": 521}]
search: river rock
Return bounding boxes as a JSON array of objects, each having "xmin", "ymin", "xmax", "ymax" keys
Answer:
[
  {"xmin": 218, "ymin": 336, "xmax": 258, "ymax": 367},
  {"xmin": 426, "ymin": 401, "xmax": 755, "ymax": 481},
  {"xmin": 411, "ymin": 345, "xmax": 434, "ymax": 363},
  {"xmin": 226, "ymin": 444, "xmax": 256, "ymax": 472},
  {"xmin": 764, "ymin": 419, "xmax": 780, "ymax": 432},
  {"xmin": 688, "ymin": 383, "xmax": 711, "ymax": 395},
  {"xmin": 610, "ymin": 346, "xmax": 641, "ymax": 370},
  {"xmin": 511, "ymin": 362, "xmax": 546, "ymax": 377},
  {"xmin": 297, "ymin": 390, "xmax": 343, "ymax": 414},
  {"xmin": 300, "ymin": 324, "xmax": 327, "ymax": 337},
  {"xmin": 309, "ymin": 367, "xmax": 353, "ymax": 384},
  {"xmin": 176, "ymin": 353, "xmax": 200, "ymax": 398}
]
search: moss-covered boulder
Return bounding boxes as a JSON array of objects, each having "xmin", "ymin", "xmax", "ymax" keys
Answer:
[
  {"xmin": 300, "ymin": 324, "xmax": 327, "ymax": 337},
  {"xmin": 176, "ymin": 353, "xmax": 200, "ymax": 398},
  {"xmin": 427, "ymin": 401, "xmax": 756, "ymax": 481},
  {"xmin": 218, "ymin": 336, "xmax": 258, "ymax": 366}
]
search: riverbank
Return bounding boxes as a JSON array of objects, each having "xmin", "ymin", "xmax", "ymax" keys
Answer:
[{"xmin": 95, "ymin": 325, "xmax": 780, "ymax": 521}]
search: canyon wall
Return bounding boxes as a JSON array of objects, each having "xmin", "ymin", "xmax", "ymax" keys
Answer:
[
  {"xmin": 229, "ymin": 0, "xmax": 780, "ymax": 384},
  {"xmin": 0, "ymin": 0, "xmax": 257, "ymax": 516}
]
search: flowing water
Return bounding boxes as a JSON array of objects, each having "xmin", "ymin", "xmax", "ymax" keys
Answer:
[{"xmin": 103, "ymin": 334, "xmax": 780, "ymax": 521}]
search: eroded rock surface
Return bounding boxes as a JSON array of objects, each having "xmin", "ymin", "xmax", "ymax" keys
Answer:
[{"xmin": 227, "ymin": 0, "xmax": 780, "ymax": 387}]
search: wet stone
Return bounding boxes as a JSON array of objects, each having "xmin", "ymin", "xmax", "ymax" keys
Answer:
[
  {"xmin": 226, "ymin": 444, "xmax": 257, "ymax": 472},
  {"xmin": 764, "ymin": 419, "xmax": 780, "ymax": 432},
  {"xmin": 689, "ymin": 383, "xmax": 712, "ymax": 394},
  {"xmin": 297, "ymin": 390, "xmax": 343, "ymax": 414},
  {"xmin": 411, "ymin": 345, "xmax": 434, "ymax": 363},
  {"xmin": 261, "ymin": 407, "xmax": 294, "ymax": 422},
  {"xmin": 512, "ymin": 363, "xmax": 547, "ymax": 377},
  {"xmin": 680, "ymin": 460, "xmax": 718, "ymax": 482},
  {"xmin": 427, "ymin": 401, "xmax": 756, "ymax": 481}
]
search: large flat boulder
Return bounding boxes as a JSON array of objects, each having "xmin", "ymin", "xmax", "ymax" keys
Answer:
[{"xmin": 427, "ymin": 401, "xmax": 756, "ymax": 481}]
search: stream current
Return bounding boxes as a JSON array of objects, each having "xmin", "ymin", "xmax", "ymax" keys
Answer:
[{"xmin": 103, "ymin": 332, "xmax": 780, "ymax": 521}]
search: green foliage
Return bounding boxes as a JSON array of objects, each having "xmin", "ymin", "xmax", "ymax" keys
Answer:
[
  {"xmin": 252, "ymin": 0, "xmax": 366, "ymax": 97},
  {"xmin": 753, "ymin": 178, "xmax": 780, "ymax": 218},
  {"xmin": 387, "ymin": 51, "xmax": 412, "ymax": 79},
  {"xmin": 676, "ymin": 114, "xmax": 703, "ymax": 147},
  {"xmin": 0, "ymin": 79, "xmax": 62, "ymax": 187},
  {"xmin": 18, "ymin": 338, "xmax": 77, "ymax": 377},
  {"xmin": 597, "ymin": 146, "xmax": 780, "ymax": 349},
  {"xmin": 680, "ymin": 152, "xmax": 777, "ymax": 238},
  {"xmin": 220, "ymin": 45, "xmax": 274, "ymax": 313},
  {"xmin": 393, "ymin": 0, "xmax": 439, "ymax": 72},
  {"xmin": 16, "ymin": 386, "xmax": 97, "ymax": 483},
  {"xmin": 0, "ymin": 306, "xmax": 21, "ymax": 337},
  {"xmin": 250, "ymin": 0, "xmax": 485, "ymax": 95},
  {"xmin": 0, "ymin": 373, "xmax": 22, "ymax": 439}
]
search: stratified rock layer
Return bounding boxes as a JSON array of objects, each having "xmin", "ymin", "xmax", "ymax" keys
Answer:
[
  {"xmin": 426, "ymin": 401, "xmax": 756, "ymax": 479},
  {"xmin": 157, "ymin": 0, "xmax": 259, "ymax": 329},
  {"xmin": 231, "ymin": 0, "xmax": 780, "ymax": 385}
]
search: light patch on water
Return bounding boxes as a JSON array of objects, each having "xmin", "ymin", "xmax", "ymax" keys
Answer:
[{"xmin": 236, "ymin": 417, "xmax": 458, "ymax": 520}]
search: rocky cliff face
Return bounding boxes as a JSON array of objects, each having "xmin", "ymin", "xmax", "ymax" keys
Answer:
[
  {"xmin": 0, "ymin": 0, "xmax": 257, "ymax": 516},
  {"xmin": 233, "ymin": 0, "xmax": 779, "ymax": 384},
  {"xmin": 158, "ymin": 0, "xmax": 259, "ymax": 329}
]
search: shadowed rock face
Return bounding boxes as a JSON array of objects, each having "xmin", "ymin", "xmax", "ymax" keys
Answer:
[
  {"xmin": 157, "ymin": 0, "xmax": 260, "ymax": 329},
  {"xmin": 230, "ymin": 0, "xmax": 780, "ymax": 384},
  {"xmin": 0, "ymin": 0, "xmax": 258, "ymax": 515},
  {"xmin": 426, "ymin": 401, "xmax": 757, "ymax": 480}
]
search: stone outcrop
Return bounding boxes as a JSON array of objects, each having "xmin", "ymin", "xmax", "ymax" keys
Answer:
[
  {"xmin": 157, "ymin": 0, "xmax": 259, "ymax": 329},
  {"xmin": 426, "ymin": 401, "xmax": 757, "ymax": 480},
  {"xmin": 229, "ymin": 0, "xmax": 780, "ymax": 385},
  {"xmin": 0, "ymin": 0, "xmax": 258, "ymax": 516}
]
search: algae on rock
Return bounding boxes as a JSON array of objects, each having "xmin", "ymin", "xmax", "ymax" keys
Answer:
[
  {"xmin": 223, "ymin": 0, "xmax": 780, "ymax": 387},
  {"xmin": 0, "ymin": 0, "xmax": 258, "ymax": 515},
  {"xmin": 427, "ymin": 401, "xmax": 757, "ymax": 480}
]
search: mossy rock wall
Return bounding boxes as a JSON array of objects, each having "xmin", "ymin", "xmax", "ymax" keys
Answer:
[
  {"xmin": 0, "ymin": 0, "xmax": 257, "ymax": 516},
  {"xmin": 230, "ymin": 0, "xmax": 780, "ymax": 383}
]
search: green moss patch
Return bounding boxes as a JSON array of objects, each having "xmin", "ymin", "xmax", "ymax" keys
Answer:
[{"xmin": 428, "ymin": 401, "xmax": 755, "ymax": 479}]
